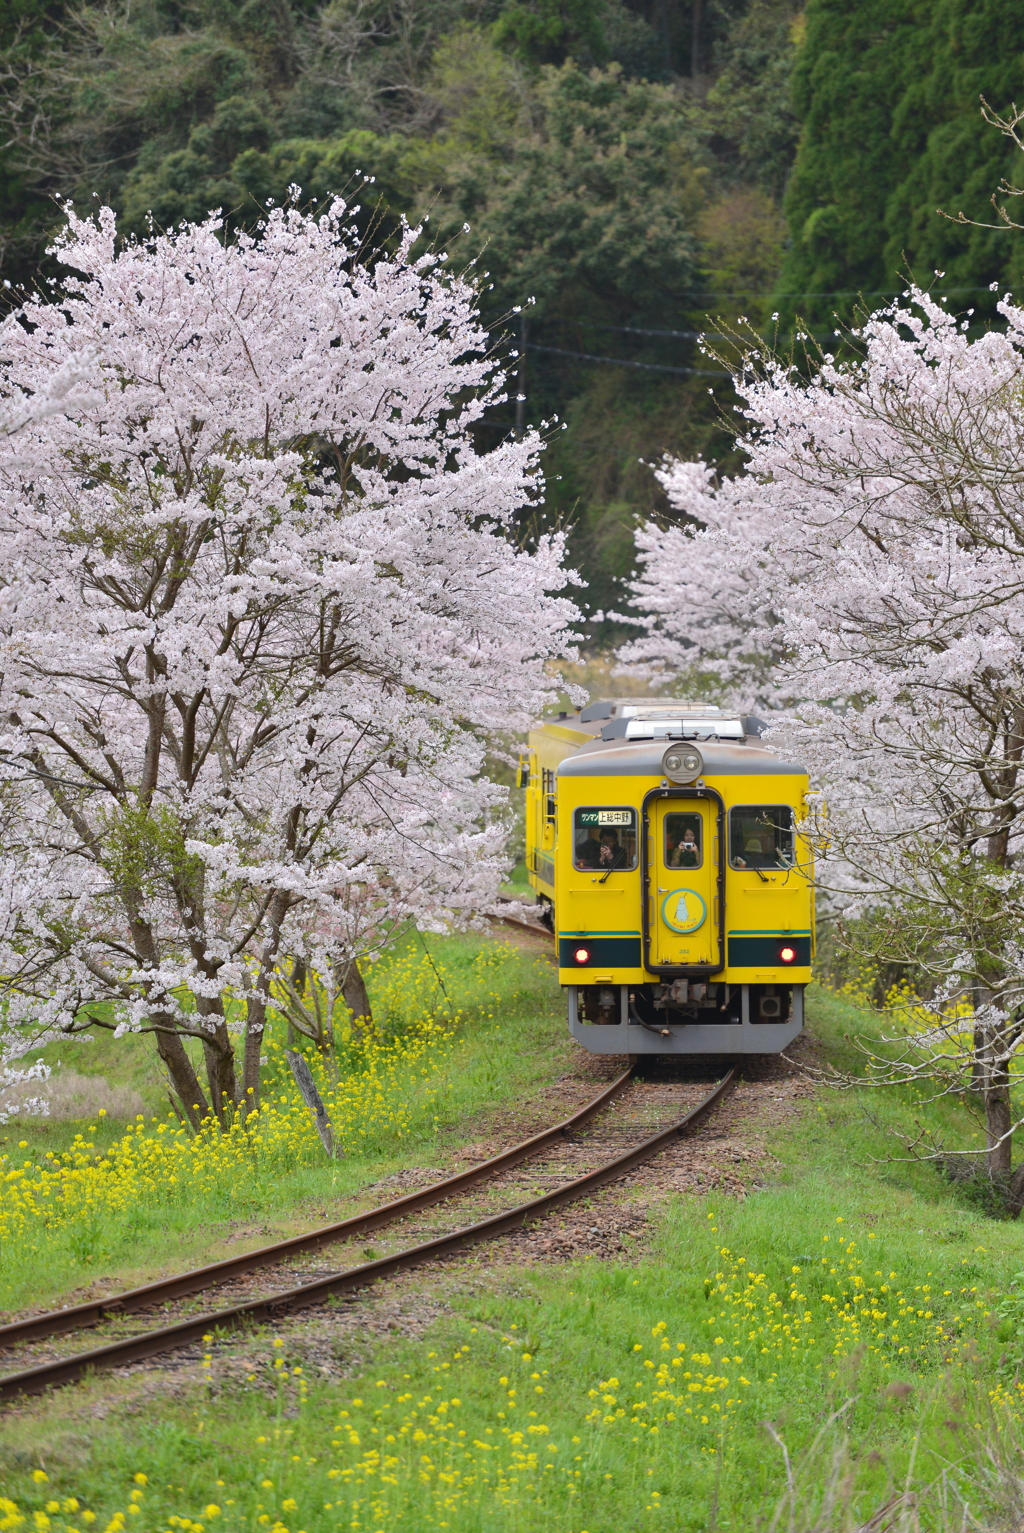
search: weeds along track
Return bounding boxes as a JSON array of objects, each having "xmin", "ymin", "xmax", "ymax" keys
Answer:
[
  {"xmin": 0, "ymin": 1059, "xmax": 737, "ymax": 1403},
  {"xmin": 0, "ymin": 910, "xmax": 730, "ymax": 1401}
]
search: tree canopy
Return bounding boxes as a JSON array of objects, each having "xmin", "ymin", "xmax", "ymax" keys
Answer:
[
  {"xmin": 778, "ymin": 0, "xmax": 1024, "ymax": 333},
  {"xmin": 9, "ymin": 1, "xmax": 1024, "ymax": 619},
  {"xmin": 0, "ymin": 0, "xmax": 804, "ymax": 629}
]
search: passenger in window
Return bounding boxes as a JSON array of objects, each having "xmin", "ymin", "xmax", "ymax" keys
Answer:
[
  {"xmin": 576, "ymin": 825, "xmax": 604, "ymax": 868},
  {"xmin": 670, "ymin": 827, "xmax": 699, "ymax": 868},
  {"xmin": 746, "ymin": 833, "xmax": 793, "ymax": 869},
  {"xmin": 735, "ymin": 835, "xmax": 770, "ymax": 869},
  {"xmin": 598, "ymin": 828, "xmax": 628, "ymax": 869},
  {"xmin": 731, "ymin": 808, "xmax": 795, "ymax": 869}
]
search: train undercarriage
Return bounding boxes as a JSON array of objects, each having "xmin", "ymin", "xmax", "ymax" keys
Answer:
[{"xmin": 568, "ymin": 981, "xmax": 804, "ymax": 1055}]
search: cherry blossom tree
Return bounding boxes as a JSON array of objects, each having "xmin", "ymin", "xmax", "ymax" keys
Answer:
[
  {"xmin": 623, "ymin": 455, "xmax": 792, "ymax": 710},
  {"xmin": 0, "ymin": 1060, "xmax": 50, "ymax": 1126},
  {"xmin": 0, "ymin": 199, "xmax": 575, "ymax": 1125},
  {"xmin": 626, "ymin": 289, "xmax": 1024, "ymax": 1200}
]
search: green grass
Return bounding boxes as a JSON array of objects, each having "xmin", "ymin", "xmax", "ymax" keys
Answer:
[
  {"xmin": 500, "ymin": 855, "xmax": 534, "ymax": 899},
  {"xmin": 0, "ymin": 932, "xmax": 568, "ymax": 1314},
  {"xmin": 2, "ymin": 984, "xmax": 1023, "ymax": 1531}
]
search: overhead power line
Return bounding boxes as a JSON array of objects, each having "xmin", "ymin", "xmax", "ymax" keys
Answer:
[
  {"xmin": 541, "ymin": 299, "xmax": 1005, "ymax": 346},
  {"xmin": 674, "ymin": 284, "xmax": 1000, "ymax": 299},
  {"xmin": 526, "ymin": 342, "xmax": 730, "ymax": 378},
  {"xmin": 573, "ymin": 319, "xmax": 845, "ymax": 342},
  {"xmin": 575, "ymin": 321, "xmax": 720, "ymax": 340}
]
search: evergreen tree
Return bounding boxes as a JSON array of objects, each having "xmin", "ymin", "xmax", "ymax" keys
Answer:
[{"xmin": 779, "ymin": 0, "xmax": 1024, "ymax": 334}]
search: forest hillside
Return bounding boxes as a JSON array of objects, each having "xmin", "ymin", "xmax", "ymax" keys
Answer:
[{"xmin": 1, "ymin": 0, "xmax": 1023, "ymax": 621}]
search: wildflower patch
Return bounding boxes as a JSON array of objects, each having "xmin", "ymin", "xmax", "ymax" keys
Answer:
[
  {"xmin": 0, "ymin": 1227, "xmax": 1003, "ymax": 1532},
  {"xmin": 0, "ymin": 941, "xmax": 533, "ymax": 1278}
]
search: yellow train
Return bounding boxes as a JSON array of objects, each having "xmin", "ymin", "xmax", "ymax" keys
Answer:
[{"xmin": 519, "ymin": 699, "xmax": 813, "ymax": 1055}]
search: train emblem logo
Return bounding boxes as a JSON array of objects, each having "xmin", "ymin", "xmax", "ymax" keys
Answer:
[{"xmin": 660, "ymin": 888, "xmax": 707, "ymax": 934}]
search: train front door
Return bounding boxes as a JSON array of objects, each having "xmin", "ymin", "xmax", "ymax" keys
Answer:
[{"xmin": 647, "ymin": 798, "xmax": 719, "ymax": 969}]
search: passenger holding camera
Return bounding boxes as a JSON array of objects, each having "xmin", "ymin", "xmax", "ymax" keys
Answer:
[{"xmin": 668, "ymin": 827, "xmax": 699, "ymax": 868}]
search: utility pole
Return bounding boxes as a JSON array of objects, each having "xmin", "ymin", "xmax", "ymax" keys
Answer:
[{"xmin": 515, "ymin": 312, "xmax": 527, "ymax": 436}]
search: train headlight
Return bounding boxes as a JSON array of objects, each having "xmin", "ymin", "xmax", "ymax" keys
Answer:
[
  {"xmin": 662, "ymin": 744, "xmax": 703, "ymax": 783},
  {"xmin": 779, "ymin": 945, "xmax": 797, "ymax": 964},
  {"xmin": 573, "ymin": 947, "xmax": 591, "ymax": 965}
]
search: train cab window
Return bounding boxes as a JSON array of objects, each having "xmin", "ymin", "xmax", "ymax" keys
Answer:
[
  {"xmin": 729, "ymin": 806, "xmax": 794, "ymax": 869},
  {"xmin": 664, "ymin": 812, "xmax": 702, "ymax": 869},
  {"xmin": 574, "ymin": 807, "xmax": 638, "ymax": 871}
]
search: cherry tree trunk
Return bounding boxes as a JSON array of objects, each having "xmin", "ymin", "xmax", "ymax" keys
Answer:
[
  {"xmin": 986, "ymin": 1079, "xmax": 1013, "ymax": 1176},
  {"xmin": 155, "ymin": 1025, "xmax": 211, "ymax": 1130},
  {"xmin": 985, "ymin": 1027, "xmax": 1013, "ymax": 1178},
  {"xmin": 199, "ymin": 1012, "xmax": 238, "ymax": 1124},
  {"xmin": 342, "ymin": 960, "xmax": 373, "ymax": 1036},
  {"xmin": 1006, "ymin": 1162, "xmax": 1024, "ymax": 1218},
  {"xmin": 241, "ymin": 892, "xmax": 291, "ymax": 1115}
]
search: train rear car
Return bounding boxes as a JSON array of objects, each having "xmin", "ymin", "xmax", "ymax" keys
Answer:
[{"xmin": 520, "ymin": 701, "xmax": 813, "ymax": 1055}]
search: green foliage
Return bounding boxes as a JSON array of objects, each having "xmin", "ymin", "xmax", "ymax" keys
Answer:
[
  {"xmin": 595, "ymin": 0, "xmax": 670, "ymax": 80},
  {"xmin": 491, "ymin": 0, "xmax": 609, "ymax": 66},
  {"xmin": 539, "ymin": 367, "xmax": 725, "ymax": 623},
  {"xmin": 121, "ymin": 118, "xmax": 412, "ymax": 241},
  {"xmin": 98, "ymin": 798, "xmax": 205, "ymax": 907},
  {"xmin": 814, "ymin": 913, "xmax": 921, "ymax": 1009},
  {"xmin": 113, "ymin": 30, "xmax": 730, "ymax": 626},
  {"xmin": 0, "ymin": 0, "xmax": 68, "ymax": 288},
  {"xmin": 702, "ymin": 0, "xmax": 802, "ymax": 200},
  {"xmin": 412, "ymin": 45, "xmax": 725, "ymax": 624},
  {"xmin": 460, "ymin": 62, "xmax": 705, "ymax": 313},
  {"xmin": 17, "ymin": 0, "xmax": 1024, "ymax": 624},
  {"xmin": 994, "ymin": 1272, "xmax": 1024, "ymax": 1375},
  {"xmin": 0, "ymin": 0, "xmax": 802, "ymax": 623},
  {"xmin": 779, "ymin": 0, "xmax": 1024, "ymax": 333},
  {"xmin": 698, "ymin": 184, "xmax": 787, "ymax": 325}
]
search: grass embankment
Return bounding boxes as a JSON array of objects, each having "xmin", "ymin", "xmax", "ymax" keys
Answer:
[
  {"xmin": 3, "ymin": 987, "xmax": 1024, "ymax": 1529},
  {"xmin": 0, "ymin": 933, "xmax": 566, "ymax": 1315}
]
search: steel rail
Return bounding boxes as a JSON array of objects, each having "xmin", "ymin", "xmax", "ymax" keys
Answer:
[
  {"xmin": 487, "ymin": 910, "xmax": 553, "ymax": 938},
  {"xmin": 0, "ymin": 1068, "xmax": 736, "ymax": 1402},
  {"xmin": 0, "ymin": 1068, "xmax": 634, "ymax": 1350},
  {"xmin": 1, "ymin": 910, "xmax": 558, "ymax": 1350}
]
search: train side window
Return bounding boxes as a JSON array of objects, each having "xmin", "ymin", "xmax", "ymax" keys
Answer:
[
  {"xmin": 574, "ymin": 807, "xmax": 638, "ymax": 871},
  {"xmin": 664, "ymin": 812, "xmax": 702, "ymax": 869},
  {"xmin": 729, "ymin": 806, "xmax": 794, "ymax": 869}
]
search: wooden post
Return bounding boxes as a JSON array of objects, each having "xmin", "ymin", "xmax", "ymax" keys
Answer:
[{"xmin": 285, "ymin": 1048, "xmax": 339, "ymax": 1158}]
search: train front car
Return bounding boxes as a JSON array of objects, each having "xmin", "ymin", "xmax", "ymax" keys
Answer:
[{"xmin": 544, "ymin": 701, "xmax": 812, "ymax": 1055}]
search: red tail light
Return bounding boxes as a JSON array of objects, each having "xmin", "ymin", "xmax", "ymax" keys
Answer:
[
  {"xmin": 573, "ymin": 947, "xmax": 591, "ymax": 965},
  {"xmin": 779, "ymin": 945, "xmax": 797, "ymax": 964}
]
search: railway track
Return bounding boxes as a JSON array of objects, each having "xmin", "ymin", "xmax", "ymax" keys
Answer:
[{"xmin": 0, "ymin": 1063, "xmax": 737, "ymax": 1404}]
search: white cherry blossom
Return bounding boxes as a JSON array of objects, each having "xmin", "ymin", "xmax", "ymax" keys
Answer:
[
  {"xmin": 627, "ymin": 288, "xmax": 1024, "ymax": 1190},
  {"xmin": 0, "ymin": 200, "xmax": 575, "ymax": 1122}
]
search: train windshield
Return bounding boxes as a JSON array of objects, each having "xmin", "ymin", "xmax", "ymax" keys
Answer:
[
  {"xmin": 664, "ymin": 811, "xmax": 703, "ymax": 869},
  {"xmin": 729, "ymin": 806, "xmax": 794, "ymax": 869},
  {"xmin": 574, "ymin": 807, "xmax": 638, "ymax": 871}
]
